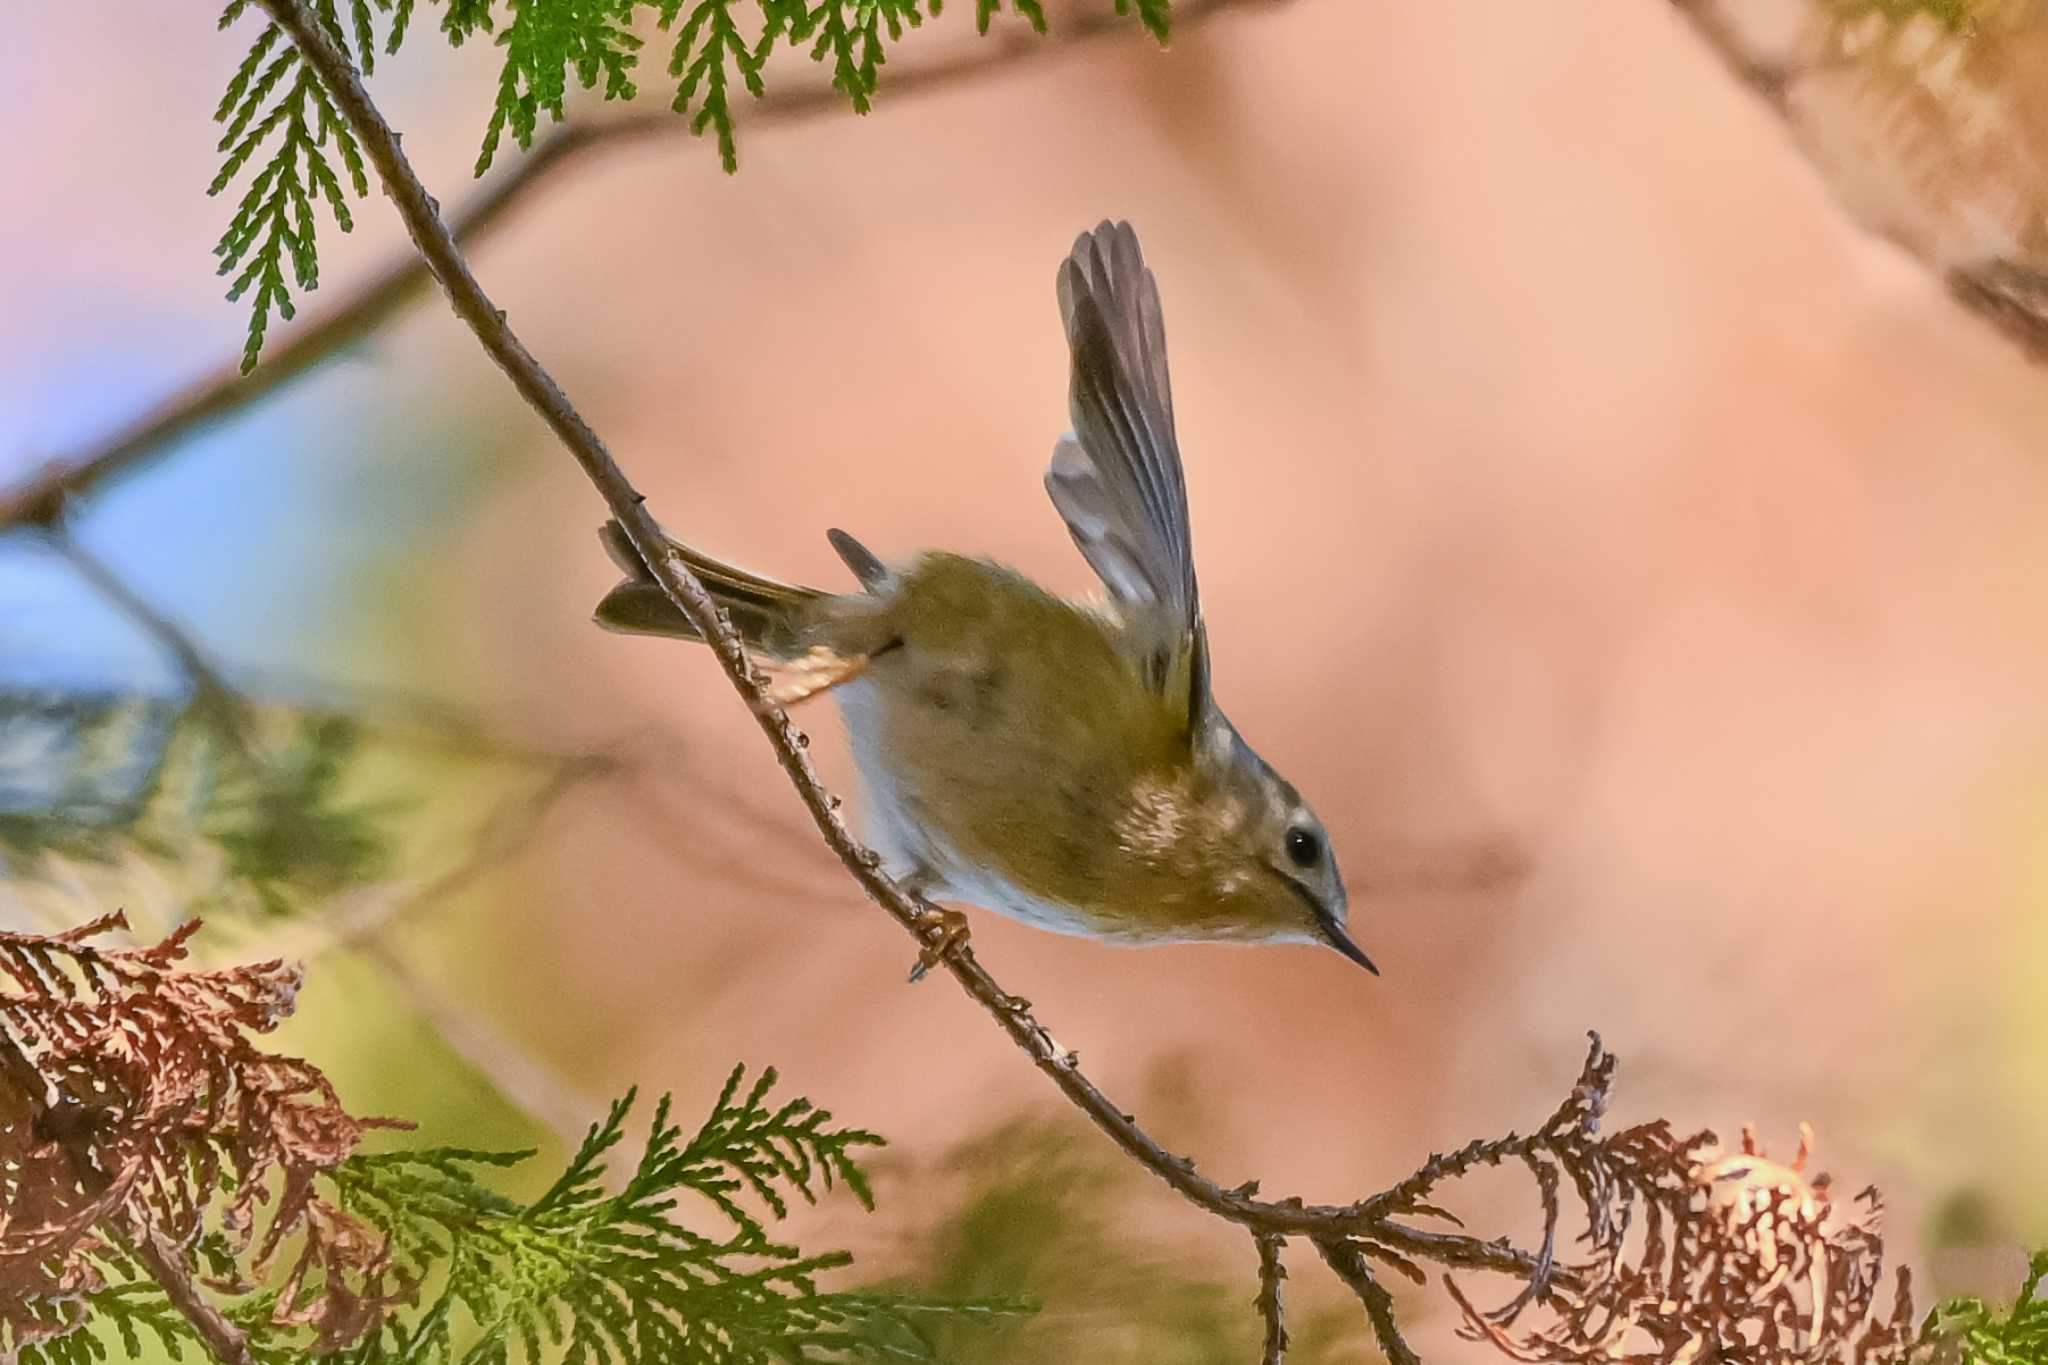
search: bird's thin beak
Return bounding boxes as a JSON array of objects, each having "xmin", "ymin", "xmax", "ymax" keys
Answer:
[{"xmin": 1318, "ymin": 915, "xmax": 1379, "ymax": 976}]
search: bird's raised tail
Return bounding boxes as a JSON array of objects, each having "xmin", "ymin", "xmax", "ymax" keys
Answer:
[{"xmin": 592, "ymin": 519, "xmax": 827, "ymax": 661}]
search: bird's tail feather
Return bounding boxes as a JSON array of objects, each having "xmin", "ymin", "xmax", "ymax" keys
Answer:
[{"xmin": 592, "ymin": 520, "xmax": 825, "ymax": 661}]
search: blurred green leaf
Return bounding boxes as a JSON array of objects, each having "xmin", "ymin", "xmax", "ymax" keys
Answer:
[
  {"xmin": 1928, "ymin": 1250, "xmax": 2048, "ymax": 1363},
  {"xmin": 880, "ymin": 1113, "xmax": 1365, "ymax": 1364},
  {"xmin": 0, "ymin": 690, "xmax": 393, "ymax": 920},
  {"xmin": 205, "ymin": 712, "xmax": 390, "ymax": 914}
]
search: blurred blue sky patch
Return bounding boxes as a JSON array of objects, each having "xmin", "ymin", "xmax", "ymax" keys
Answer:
[{"xmin": 0, "ymin": 292, "xmax": 501, "ymax": 699}]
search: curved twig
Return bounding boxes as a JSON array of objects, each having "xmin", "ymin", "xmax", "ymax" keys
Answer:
[
  {"xmin": 0, "ymin": 0, "xmax": 1253, "ymax": 534},
  {"xmin": 39, "ymin": 528, "xmax": 258, "ymax": 755},
  {"xmin": 1666, "ymin": 0, "xmax": 2048, "ymax": 364}
]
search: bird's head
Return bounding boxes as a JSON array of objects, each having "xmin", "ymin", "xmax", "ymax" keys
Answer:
[{"xmin": 1114, "ymin": 723, "xmax": 1373, "ymax": 973}]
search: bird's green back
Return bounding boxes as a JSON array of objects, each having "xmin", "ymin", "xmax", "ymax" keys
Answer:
[{"xmin": 821, "ymin": 553, "xmax": 1194, "ymax": 926}]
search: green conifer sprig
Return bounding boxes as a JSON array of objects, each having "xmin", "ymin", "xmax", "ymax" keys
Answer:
[
  {"xmin": 10, "ymin": 1073, "xmax": 1015, "ymax": 1363},
  {"xmin": 661, "ymin": 0, "xmax": 763, "ymax": 171},
  {"xmin": 672, "ymin": 1063, "xmax": 884, "ymax": 1222},
  {"xmin": 210, "ymin": 1, "xmax": 409, "ymax": 372},
  {"xmin": 1926, "ymin": 1251, "xmax": 2048, "ymax": 1364},
  {"xmin": 319, "ymin": 1073, "xmax": 1020, "ymax": 1363},
  {"xmin": 474, "ymin": 0, "xmax": 645, "ymax": 176},
  {"xmin": 209, "ymin": 0, "xmax": 1171, "ymax": 367},
  {"xmin": 784, "ymin": 0, "xmax": 939, "ymax": 116},
  {"xmin": 15, "ymin": 1269, "xmax": 193, "ymax": 1365}
]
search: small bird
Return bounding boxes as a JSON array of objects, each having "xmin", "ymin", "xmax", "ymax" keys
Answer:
[{"xmin": 595, "ymin": 221, "xmax": 1373, "ymax": 974}]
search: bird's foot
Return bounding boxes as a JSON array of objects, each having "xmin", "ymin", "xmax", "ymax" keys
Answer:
[{"xmin": 907, "ymin": 907, "xmax": 971, "ymax": 984}]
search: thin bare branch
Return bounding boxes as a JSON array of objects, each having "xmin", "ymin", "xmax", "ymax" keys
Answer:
[
  {"xmin": 1316, "ymin": 1238, "xmax": 1421, "ymax": 1365},
  {"xmin": 1665, "ymin": 0, "xmax": 1798, "ymax": 108},
  {"xmin": 355, "ymin": 935, "xmax": 599, "ymax": 1146},
  {"xmin": 318, "ymin": 748, "xmax": 619, "ymax": 952},
  {"xmin": 0, "ymin": 0, "xmax": 1255, "ymax": 535},
  {"xmin": 1255, "ymin": 1233, "xmax": 1289, "ymax": 1365},
  {"xmin": 129, "ymin": 1232, "xmax": 259, "ymax": 1365}
]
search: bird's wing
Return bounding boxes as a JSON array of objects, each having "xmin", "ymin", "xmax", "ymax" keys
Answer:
[{"xmin": 1046, "ymin": 220, "xmax": 1213, "ymax": 730}]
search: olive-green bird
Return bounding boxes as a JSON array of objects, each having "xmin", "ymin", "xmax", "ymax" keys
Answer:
[{"xmin": 595, "ymin": 220, "xmax": 1373, "ymax": 973}]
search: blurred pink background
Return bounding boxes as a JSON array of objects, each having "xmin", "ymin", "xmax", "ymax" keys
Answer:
[{"xmin": 11, "ymin": 0, "xmax": 2048, "ymax": 1350}]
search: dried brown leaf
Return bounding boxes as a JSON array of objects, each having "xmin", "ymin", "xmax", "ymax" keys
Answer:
[
  {"xmin": 0, "ymin": 913, "xmax": 410, "ymax": 1356},
  {"xmin": 1419, "ymin": 1040, "xmax": 1921, "ymax": 1363}
]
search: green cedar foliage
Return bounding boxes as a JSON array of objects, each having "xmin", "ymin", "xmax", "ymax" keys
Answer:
[
  {"xmin": 13, "ymin": 1267, "xmax": 195, "ymax": 1365},
  {"xmin": 17, "ymin": 1072, "xmax": 1022, "ymax": 1363},
  {"xmin": 321, "ymin": 1069, "xmax": 1025, "ymax": 1363},
  {"xmin": 891, "ymin": 1113, "xmax": 1363, "ymax": 1364},
  {"xmin": 1927, "ymin": 1251, "xmax": 2048, "ymax": 1364},
  {"xmin": 208, "ymin": 0, "xmax": 1173, "ymax": 371},
  {"xmin": 470, "ymin": 2, "xmax": 644, "ymax": 176},
  {"xmin": 211, "ymin": 1, "xmax": 379, "ymax": 372}
]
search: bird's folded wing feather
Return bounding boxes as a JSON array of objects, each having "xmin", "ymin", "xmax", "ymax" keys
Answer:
[{"xmin": 1046, "ymin": 220, "xmax": 1212, "ymax": 722}]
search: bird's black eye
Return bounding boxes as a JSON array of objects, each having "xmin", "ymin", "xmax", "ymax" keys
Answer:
[{"xmin": 1284, "ymin": 827, "xmax": 1321, "ymax": 868}]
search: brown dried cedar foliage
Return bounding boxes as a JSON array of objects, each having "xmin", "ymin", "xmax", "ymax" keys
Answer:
[
  {"xmin": 1390, "ymin": 1037, "xmax": 1920, "ymax": 1363},
  {"xmin": 0, "ymin": 912, "xmax": 408, "ymax": 1356}
]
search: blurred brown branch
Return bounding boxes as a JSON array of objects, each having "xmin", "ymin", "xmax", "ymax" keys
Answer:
[
  {"xmin": 1669, "ymin": 0, "xmax": 2048, "ymax": 361},
  {"xmin": 353, "ymin": 935, "xmax": 602, "ymax": 1146},
  {"xmin": 39, "ymin": 527, "xmax": 258, "ymax": 756},
  {"xmin": 317, "ymin": 748, "xmax": 622, "ymax": 952},
  {"xmin": 1949, "ymin": 259, "xmax": 2048, "ymax": 360},
  {"xmin": 20, "ymin": 480, "xmax": 842, "ymax": 1150},
  {"xmin": 317, "ymin": 746, "xmax": 626, "ymax": 1147},
  {"xmin": 16, "ymin": 516, "xmax": 626, "ymax": 1149},
  {"xmin": 0, "ymin": 0, "xmax": 1253, "ymax": 536},
  {"xmin": 264, "ymin": 1, "xmax": 1935, "ymax": 1360}
]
